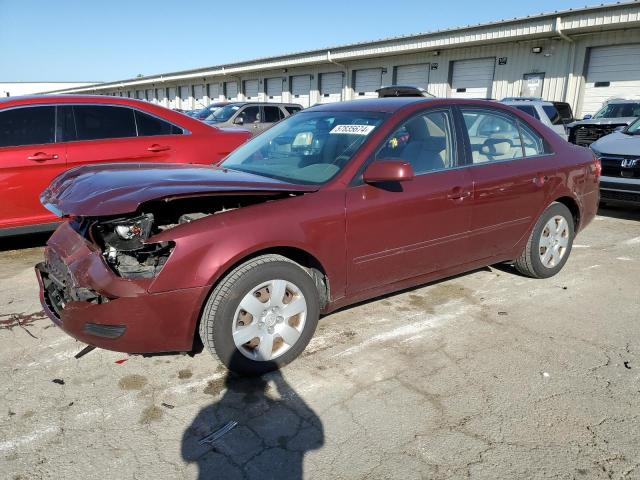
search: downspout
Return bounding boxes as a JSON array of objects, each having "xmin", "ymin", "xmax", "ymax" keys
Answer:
[
  {"xmin": 555, "ymin": 16, "xmax": 578, "ymax": 108},
  {"xmin": 327, "ymin": 50, "xmax": 348, "ymax": 100}
]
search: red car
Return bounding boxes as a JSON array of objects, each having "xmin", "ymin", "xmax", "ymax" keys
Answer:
[
  {"xmin": 36, "ymin": 98, "xmax": 600, "ymax": 374},
  {"xmin": 0, "ymin": 95, "xmax": 250, "ymax": 236}
]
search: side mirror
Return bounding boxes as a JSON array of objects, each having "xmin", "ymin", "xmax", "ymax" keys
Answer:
[
  {"xmin": 234, "ymin": 116, "xmax": 244, "ymax": 125},
  {"xmin": 582, "ymin": 114, "xmax": 593, "ymax": 120},
  {"xmin": 363, "ymin": 160, "xmax": 414, "ymax": 184}
]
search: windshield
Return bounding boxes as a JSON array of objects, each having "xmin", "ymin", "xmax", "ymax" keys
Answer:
[
  {"xmin": 220, "ymin": 110, "xmax": 386, "ymax": 185},
  {"xmin": 207, "ymin": 104, "xmax": 242, "ymax": 122},
  {"xmin": 592, "ymin": 102, "xmax": 640, "ymax": 119},
  {"xmin": 193, "ymin": 105, "xmax": 219, "ymax": 119},
  {"xmin": 626, "ymin": 117, "xmax": 640, "ymax": 134}
]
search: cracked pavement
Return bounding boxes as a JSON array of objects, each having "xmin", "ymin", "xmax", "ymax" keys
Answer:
[{"xmin": 1, "ymin": 206, "xmax": 639, "ymax": 479}]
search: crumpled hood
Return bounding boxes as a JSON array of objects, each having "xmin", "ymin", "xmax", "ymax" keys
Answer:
[
  {"xmin": 591, "ymin": 131, "xmax": 640, "ymax": 156},
  {"xmin": 41, "ymin": 163, "xmax": 317, "ymax": 217},
  {"xmin": 568, "ymin": 117, "xmax": 637, "ymax": 128}
]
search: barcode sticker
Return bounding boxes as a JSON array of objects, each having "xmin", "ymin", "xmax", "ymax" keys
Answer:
[{"xmin": 330, "ymin": 124, "xmax": 376, "ymax": 135}]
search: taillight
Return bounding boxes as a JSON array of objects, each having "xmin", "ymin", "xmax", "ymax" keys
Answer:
[{"xmin": 591, "ymin": 151, "xmax": 601, "ymax": 179}]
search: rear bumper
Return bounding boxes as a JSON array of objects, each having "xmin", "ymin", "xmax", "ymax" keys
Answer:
[{"xmin": 35, "ymin": 223, "xmax": 208, "ymax": 353}]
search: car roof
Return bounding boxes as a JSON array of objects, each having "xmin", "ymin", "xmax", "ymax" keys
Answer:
[
  {"xmin": 0, "ymin": 94, "xmax": 154, "ymax": 107},
  {"xmin": 306, "ymin": 97, "xmax": 506, "ymax": 113}
]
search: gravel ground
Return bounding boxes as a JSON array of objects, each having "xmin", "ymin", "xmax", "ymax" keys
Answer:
[{"xmin": 1, "ymin": 205, "xmax": 639, "ymax": 480}]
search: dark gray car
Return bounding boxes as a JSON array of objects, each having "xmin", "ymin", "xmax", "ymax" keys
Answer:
[
  {"xmin": 590, "ymin": 117, "xmax": 640, "ymax": 206},
  {"xmin": 568, "ymin": 99, "xmax": 640, "ymax": 147},
  {"xmin": 204, "ymin": 102, "xmax": 303, "ymax": 135}
]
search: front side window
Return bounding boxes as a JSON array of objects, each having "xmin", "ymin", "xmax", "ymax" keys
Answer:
[
  {"xmin": 221, "ymin": 111, "xmax": 385, "ymax": 184},
  {"xmin": 263, "ymin": 106, "xmax": 284, "ymax": 123},
  {"xmin": 74, "ymin": 105, "xmax": 136, "ymax": 140},
  {"xmin": 238, "ymin": 106, "xmax": 260, "ymax": 124},
  {"xmin": 0, "ymin": 106, "xmax": 55, "ymax": 147},
  {"xmin": 626, "ymin": 117, "xmax": 640, "ymax": 135},
  {"xmin": 135, "ymin": 110, "xmax": 182, "ymax": 136},
  {"xmin": 376, "ymin": 110, "xmax": 455, "ymax": 175}
]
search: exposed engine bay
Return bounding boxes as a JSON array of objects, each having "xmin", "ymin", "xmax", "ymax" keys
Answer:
[{"xmin": 72, "ymin": 193, "xmax": 295, "ymax": 279}]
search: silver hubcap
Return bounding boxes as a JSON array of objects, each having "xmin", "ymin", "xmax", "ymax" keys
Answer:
[
  {"xmin": 232, "ymin": 279, "xmax": 307, "ymax": 361},
  {"xmin": 539, "ymin": 215, "xmax": 570, "ymax": 268}
]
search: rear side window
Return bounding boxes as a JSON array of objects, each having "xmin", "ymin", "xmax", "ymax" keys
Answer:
[
  {"xmin": 542, "ymin": 105, "xmax": 562, "ymax": 125},
  {"xmin": 263, "ymin": 106, "xmax": 284, "ymax": 123},
  {"xmin": 0, "ymin": 106, "xmax": 55, "ymax": 147},
  {"xmin": 514, "ymin": 105, "xmax": 540, "ymax": 120},
  {"xmin": 462, "ymin": 109, "xmax": 524, "ymax": 164},
  {"xmin": 285, "ymin": 106, "xmax": 302, "ymax": 115},
  {"xmin": 135, "ymin": 110, "xmax": 182, "ymax": 136},
  {"xmin": 74, "ymin": 105, "xmax": 136, "ymax": 140}
]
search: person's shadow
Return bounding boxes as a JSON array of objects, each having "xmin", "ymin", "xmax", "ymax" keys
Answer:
[{"xmin": 181, "ymin": 356, "xmax": 324, "ymax": 480}]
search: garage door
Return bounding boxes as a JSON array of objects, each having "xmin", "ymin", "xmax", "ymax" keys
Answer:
[
  {"xmin": 146, "ymin": 89, "xmax": 154, "ymax": 102},
  {"xmin": 207, "ymin": 83, "xmax": 219, "ymax": 103},
  {"xmin": 244, "ymin": 79, "xmax": 259, "ymax": 100},
  {"xmin": 451, "ymin": 58, "xmax": 495, "ymax": 99},
  {"xmin": 354, "ymin": 68, "xmax": 383, "ymax": 99},
  {"xmin": 266, "ymin": 78, "xmax": 283, "ymax": 102},
  {"xmin": 225, "ymin": 81, "xmax": 238, "ymax": 100},
  {"xmin": 179, "ymin": 86, "xmax": 191, "ymax": 110},
  {"xmin": 193, "ymin": 85, "xmax": 205, "ymax": 108},
  {"xmin": 396, "ymin": 64, "xmax": 430, "ymax": 90},
  {"xmin": 168, "ymin": 87, "xmax": 177, "ymax": 109},
  {"xmin": 319, "ymin": 72, "xmax": 343, "ymax": 103},
  {"xmin": 582, "ymin": 44, "xmax": 640, "ymax": 116},
  {"xmin": 136, "ymin": 90, "xmax": 145, "ymax": 100},
  {"xmin": 156, "ymin": 87, "xmax": 166, "ymax": 105},
  {"xmin": 291, "ymin": 75, "xmax": 311, "ymax": 107}
]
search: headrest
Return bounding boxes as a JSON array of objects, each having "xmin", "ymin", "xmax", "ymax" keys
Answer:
[{"xmin": 482, "ymin": 139, "xmax": 511, "ymax": 156}]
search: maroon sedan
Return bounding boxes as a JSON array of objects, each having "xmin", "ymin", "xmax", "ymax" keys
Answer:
[{"xmin": 36, "ymin": 98, "xmax": 600, "ymax": 374}]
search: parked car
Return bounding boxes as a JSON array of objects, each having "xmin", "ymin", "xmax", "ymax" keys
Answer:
[
  {"xmin": 567, "ymin": 98, "xmax": 640, "ymax": 147},
  {"xmin": 191, "ymin": 102, "xmax": 228, "ymax": 121},
  {"xmin": 0, "ymin": 95, "xmax": 251, "ymax": 236},
  {"xmin": 204, "ymin": 102, "xmax": 303, "ymax": 135},
  {"xmin": 590, "ymin": 116, "xmax": 640, "ymax": 205},
  {"xmin": 376, "ymin": 85, "xmax": 435, "ymax": 98},
  {"xmin": 501, "ymin": 97, "xmax": 574, "ymax": 140},
  {"xmin": 36, "ymin": 98, "xmax": 599, "ymax": 375}
]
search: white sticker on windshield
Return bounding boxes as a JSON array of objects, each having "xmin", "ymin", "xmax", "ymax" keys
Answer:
[{"xmin": 330, "ymin": 124, "xmax": 376, "ymax": 135}]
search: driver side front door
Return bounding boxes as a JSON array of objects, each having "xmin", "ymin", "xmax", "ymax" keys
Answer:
[{"xmin": 345, "ymin": 108, "xmax": 474, "ymax": 296}]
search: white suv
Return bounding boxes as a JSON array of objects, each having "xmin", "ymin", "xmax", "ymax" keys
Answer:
[{"xmin": 501, "ymin": 97, "xmax": 574, "ymax": 140}]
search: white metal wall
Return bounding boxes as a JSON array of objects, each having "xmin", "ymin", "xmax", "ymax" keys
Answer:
[{"xmin": 96, "ymin": 24, "xmax": 640, "ymax": 117}]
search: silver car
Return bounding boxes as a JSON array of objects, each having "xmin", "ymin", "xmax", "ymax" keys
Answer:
[
  {"xmin": 501, "ymin": 97, "xmax": 574, "ymax": 140},
  {"xmin": 590, "ymin": 117, "xmax": 640, "ymax": 206},
  {"xmin": 204, "ymin": 102, "xmax": 303, "ymax": 135}
]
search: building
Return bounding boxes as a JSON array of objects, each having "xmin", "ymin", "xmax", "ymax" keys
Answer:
[
  {"xmin": 49, "ymin": 1, "xmax": 640, "ymax": 117},
  {"xmin": 0, "ymin": 82, "xmax": 100, "ymax": 97}
]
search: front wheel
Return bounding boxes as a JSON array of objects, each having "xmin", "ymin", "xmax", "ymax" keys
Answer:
[
  {"xmin": 514, "ymin": 203, "xmax": 575, "ymax": 279},
  {"xmin": 199, "ymin": 254, "xmax": 320, "ymax": 375}
]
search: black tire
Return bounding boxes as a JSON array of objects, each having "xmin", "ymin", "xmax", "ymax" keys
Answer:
[
  {"xmin": 514, "ymin": 203, "xmax": 575, "ymax": 279},
  {"xmin": 199, "ymin": 254, "xmax": 320, "ymax": 375}
]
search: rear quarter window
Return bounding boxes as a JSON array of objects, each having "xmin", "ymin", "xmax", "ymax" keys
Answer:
[
  {"xmin": 135, "ymin": 110, "xmax": 183, "ymax": 136},
  {"xmin": 514, "ymin": 105, "xmax": 540, "ymax": 120},
  {"xmin": 542, "ymin": 105, "xmax": 563, "ymax": 126}
]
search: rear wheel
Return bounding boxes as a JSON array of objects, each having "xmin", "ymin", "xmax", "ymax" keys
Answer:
[
  {"xmin": 514, "ymin": 203, "xmax": 574, "ymax": 279},
  {"xmin": 199, "ymin": 254, "xmax": 320, "ymax": 375}
]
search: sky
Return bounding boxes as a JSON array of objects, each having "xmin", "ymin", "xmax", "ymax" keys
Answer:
[{"xmin": 0, "ymin": 0, "xmax": 616, "ymax": 82}]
